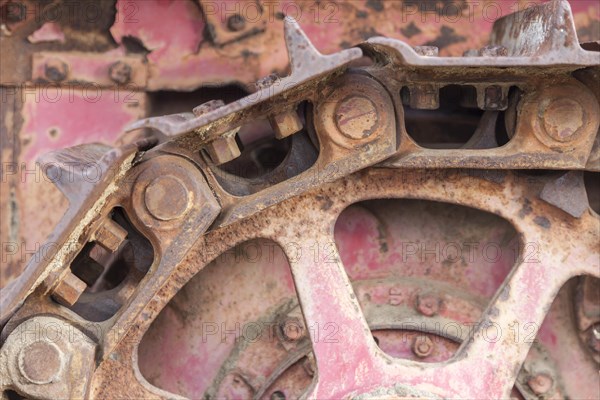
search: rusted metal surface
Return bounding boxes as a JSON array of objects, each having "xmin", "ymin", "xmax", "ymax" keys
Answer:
[
  {"xmin": 0, "ymin": 1, "xmax": 599, "ymax": 399},
  {"xmin": 0, "ymin": 316, "xmax": 95, "ymax": 399},
  {"xmin": 1, "ymin": 0, "xmax": 598, "ymax": 287},
  {"xmin": 78, "ymin": 169, "xmax": 598, "ymax": 399}
]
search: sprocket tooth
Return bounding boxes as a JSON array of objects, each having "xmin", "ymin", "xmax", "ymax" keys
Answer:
[
  {"xmin": 489, "ymin": 0, "xmax": 580, "ymax": 57},
  {"xmin": 283, "ymin": 16, "xmax": 322, "ymax": 75},
  {"xmin": 37, "ymin": 143, "xmax": 115, "ymax": 203},
  {"xmin": 540, "ymin": 171, "xmax": 589, "ymax": 218}
]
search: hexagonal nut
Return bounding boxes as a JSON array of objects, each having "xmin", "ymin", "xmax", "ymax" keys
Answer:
[
  {"xmin": 51, "ymin": 272, "xmax": 87, "ymax": 307},
  {"xmin": 205, "ymin": 133, "xmax": 241, "ymax": 165},
  {"xmin": 269, "ymin": 108, "xmax": 303, "ymax": 139},
  {"xmin": 416, "ymin": 294, "xmax": 441, "ymax": 316},
  {"xmin": 413, "ymin": 46, "xmax": 438, "ymax": 56},
  {"xmin": 108, "ymin": 61, "xmax": 132, "ymax": 84},
  {"xmin": 94, "ymin": 219, "xmax": 128, "ymax": 252},
  {"xmin": 44, "ymin": 58, "xmax": 68, "ymax": 82}
]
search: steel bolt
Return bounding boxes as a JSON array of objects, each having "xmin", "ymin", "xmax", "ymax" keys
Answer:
[
  {"xmin": 94, "ymin": 219, "xmax": 128, "ymax": 252},
  {"xmin": 3, "ymin": 2, "xmax": 26, "ymax": 22},
  {"xmin": 269, "ymin": 108, "xmax": 303, "ymax": 139},
  {"xmin": 256, "ymin": 73, "xmax": 280, "ymax": 90},
  {"xmin": 280, "ymin": 318, "xmax": 304, "ymax": 342},
  {"xmin": 18, "ymin": 341, "xmax": 63, "ymax": 384},
  {"xmin": 193, "ymin": 99, "xmax": 225, "ymax": 116},
  {"xmin": 541, "ymin": 98, "xmax": 584, "ymax": 142},
  {"xmin": 484, "ymin": 85, "xmax": 507, "ymax": 110},
  {"xmin": 108, "ymin": 61, "xmax": 132, "ymax": 84},
  {"xmin": 416, "ymin": 294, "xmax": 440, "ymax": 317},
  {"xmin": 413, "ymin": 46, "xmax": 438, "ymax": 56},
  {"xmin": 144, "ymin": 176, "xmax": 191, "ymax": 221},
  {"xmin": 527, "ymin": 373, "xmax": 553, "ymax": 395},
  {"xmin": 205, "ymin": 133, "xmax": 241, "ymax": 165},
  {"xmin": 51, "ymin": 271, "xmax": 87, "ymax": 307},
  {"xmin": 412, "ymin": 335, "xmax": 434, "ymax": 358},
  {"xmin": 227, "ymin": 14, "xmax": 246, "ymax": 32},
  {"xmin": 335, "ymin": 95, "xmax": 379, "ymax": 140},
  {"xmin": 44, "ymin": 58, "xmax": 68, "ymax": 82},
  {"xmin": 479, "ymin": 45, "xmax": 508, "ymax": 57},
  {"xmin": 408, "ymin": 85, "xmax": 439, "ymax": 110}
]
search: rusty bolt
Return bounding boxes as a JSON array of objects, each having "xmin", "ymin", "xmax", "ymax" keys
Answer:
[
  {"xmin": 108, "ymin": 61, "xmax": 132, "ymax": 84},
  {"xmin": 408, "ymin": 85, "xmax": 439, "ymax": 110},
  {"xmin": 280, "ymin": 318, "xmax": 305, "ymax": 342},
  {"xmin": 144, "ymin": 175, "xmax": 191, "ymax": 221},
  {"xmin": 18, "ymin": 341, "xmax": 63, "ymax": 384},
  {"xmin": 412, "ymin": 335, "xmax": 434, "ymax": 358},
  {"xmin": 527, "ymin": 373, "xmax": 554, "ymax": 395},
  {"xmin": 540, "ymin": 98, "xmax": 585, "ymax": 142},
  {"xmin": 416, "ymin": 294, "xmax": 441, "ymax": 316},
  {"xmin": 193, "ymin": 99, "xmax": 225, "ymax": 116},
  {"xmin": 335, "ymin": 95, "xmax": 379, "ymax": 140},
  {"xmin": 256, "ymin": 73, "xmax": 280, "ymax": 90},
  {"xmin": 44, "ymin": 58, "xmax": 68, "ymax": 82},
  {"xmin": 94, "ymin": 219, "xmax": 128, "ymax": 252},
  {"xmin": 413, "ymin": 46, "xmax": 438, "ymax": 56},
  {"xmin": 3, "ymin": 2, "xmax": 26, "ymax": 22},
  {"xmin": 479, "ymin": 45, "xmax": 508, "ymax": 57},
  {"xmin": 269, "ymin": 108, "xmax": 303, "ymax": 139},
  {"xmin": 227, "ymin": 14, "xmax": 246, "ymax": 32},
  {"xmin": 484, "ymin": 85, "xmax": 507, "ymax": 110},
  {"xmin": 51, "ymin": 271, "xmax": 87, "ymax": 307},
  {"xmin": 205, "ymin": 133, "xmax": 241, "ymax": 165}
]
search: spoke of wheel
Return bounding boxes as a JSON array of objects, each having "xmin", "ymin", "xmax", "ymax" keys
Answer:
[
  {"xmin": 452, "ymin": 216, "xmax": 600, "ymax": 399},
  {"xmin": 274, "ymin": 219, "xmax": 379, "ymax": 398}
]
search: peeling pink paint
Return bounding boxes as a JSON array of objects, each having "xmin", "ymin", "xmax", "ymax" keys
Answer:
[
  {"xmin": 21, "ymin": 89, "xmax": 146, "ymax": 162},
  {"xmin": 27, "ymin": 22, "xmax": 65, "ymax": 44},
  {"xmin": 111, "ymin": 0, "xmax": 205, "ymax": 65}
]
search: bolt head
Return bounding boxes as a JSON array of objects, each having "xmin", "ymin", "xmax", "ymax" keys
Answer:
[
  {"xmin": 280, "ymin": 318, "xmax": 304, "ymax": 342},
  {"xmin": 44, "ymin": 58, "xmax": 68, "ymax": 82},
  {"xmin": 205, "ymin": 133, "xmax": 241, "ymax": 165},
  {"xmin": 18, "ymin": 341, "xmax": 63, "ymax": 384},
  {"xmin": 108, "ymin": 61, "xmax": 132, "ymax": 84},
  {"xmin": 527, "ymin": 373, "xmax": 553, "ymax": 395},
  {"xmin": 413, "ymin": 46, "xmax": 438, "ymax": 56},
  {"xmin": 540, "ymin": 98, "xmax": 584, "ymax": 142},
  {"xmin": 256, "ymin": 73, "xmax": 280, "ymax": 90},
  {"xmin": 416, "ymin": 294, "xmax": 440, "ymax": 316},
  {"xmin": 144, "ymin": 176, "xmax": 191, "ymax": 221},
  {"xmin": 269, "ymin": 108, "xmax": 303, "ymax": 139},
  {"xmin": 335, "ymin": 95, "xmax": 379, "ymax": 140},
  {"xmin": 412, "ymin": 335, "xmax": 434, "ymax": 358},
  {"xmin": 3, "ymin": 2, "xmax": 26, "ymax": 22},
  {"xmin": 51, "ymin": 272, "xmax": 87, "ymax": 307},
  {"xmin": 479, "ymin": 45, "xmax": 508, "ymax": 57}
]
